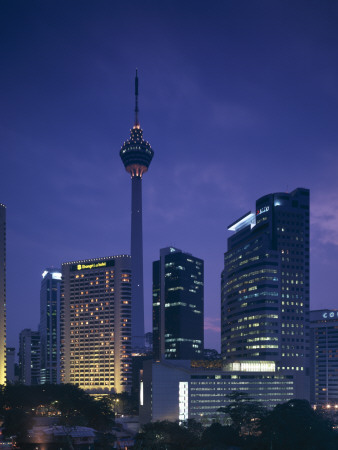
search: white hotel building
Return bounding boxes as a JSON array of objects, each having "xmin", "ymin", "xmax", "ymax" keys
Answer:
[{"xmin": 61, "ymin": 255, "xmax": 132, "ymax": 394}]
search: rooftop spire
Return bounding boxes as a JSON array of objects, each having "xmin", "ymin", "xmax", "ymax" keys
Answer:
[{"xmin": 134, "ymin": 69, "xmax": 139, "ymax": 127}]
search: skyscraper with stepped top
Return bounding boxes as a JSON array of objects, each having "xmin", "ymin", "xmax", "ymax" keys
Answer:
[
  {"xmin": 221, "ymin": 188, "xmax": 310, "ymax": 400},
  {"xmin": 120, "ymin": 71, "xmax": 154, "ymax": 350}
]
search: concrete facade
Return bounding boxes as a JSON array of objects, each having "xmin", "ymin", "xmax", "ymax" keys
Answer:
[
  {"xmin": 60, "ymin": 255, "xmax": 132, "ymax": 393},
  {"xmin": 120, "ymin": 72, "xmax": 154, "ymax": 351},
  {"xmin": 140, "ymin": 360, "xmax": 297, "ymax": 424},
  {"xmin": 310, "ymin": 309, "xmax": 338, "ymax": 405}
]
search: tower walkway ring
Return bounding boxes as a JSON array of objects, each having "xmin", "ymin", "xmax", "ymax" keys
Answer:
[{"xmin": 120, "ymin": 149, "xmax": 154, "ymax": 167}]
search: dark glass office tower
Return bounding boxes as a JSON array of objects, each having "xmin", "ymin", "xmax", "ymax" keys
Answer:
[
  {"xmin": 19, "ymin": 329, "xmax": 40, "ymax": 385},
  {"xmin": 221, "ymin": 188, "xmax": 310, "ymax": 400},
  {"xmin": 40, "ymin": 268, "xmax": 61, "ymax": 384},
  {"xmin": 120, "ymin": 71, "xmax": 154, "ymax": 350},
  {"xmin": 0, "ymin": 204, "xmax": 6, "ymax": 385},
  {"xmin": 153, "ymin": 247, "xmax": 204, "ymax": 360}
]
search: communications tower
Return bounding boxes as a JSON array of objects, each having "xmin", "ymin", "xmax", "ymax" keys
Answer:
[{"xmin": 120, "ymin": 71, "xmax": 154, "ymax": 350}]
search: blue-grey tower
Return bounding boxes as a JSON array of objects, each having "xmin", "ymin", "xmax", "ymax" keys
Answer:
[
  {"xmin": 40, "ymin": 268, "xmax": 62, "ymax": 384},
  {"xmin": 120, "ymin": 71, "xmax": 154, "ymax": 350}
]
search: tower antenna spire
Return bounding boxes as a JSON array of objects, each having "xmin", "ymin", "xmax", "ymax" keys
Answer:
[{"xmin": 134, "ymin": 69, "xmax": 139, "ymax": 127}]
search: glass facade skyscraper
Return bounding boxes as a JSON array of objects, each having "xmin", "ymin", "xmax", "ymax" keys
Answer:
[
  {"xmin": 40, "ymin": 268, "xmax": 61, "ymax": 384},
  {"xmin": 221, "ymin": 188, "xmax": 310, "ymax": 400},
  {"xmin": 153, "ymin": 247, "xmax": 204, "ymax": 360}
]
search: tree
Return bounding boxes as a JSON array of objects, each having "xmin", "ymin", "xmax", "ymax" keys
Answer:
[
  {"xmin": 201, "ymin": 422, "xmax": 239, "ymax": 449},
  {"xmin": 103, "ymin": 391, "xmax": 137, "ymax": 417},
  {"xmin": 260, "ymin": 399, "xmax": 338, "ymax": 450},
  {"xmin": 1, "ymin": 384, "xmax": 114, "ymax": 441},
  {"xmin": 218, "ymin": 392, "xmax": 267, "ymax": 436},
  {"xmin": 134, "ymin": 420, "xmax": 200, "ymax": 449},
  {"xmin": 181, "ymin": 418, "xmax": 204, "ymax": 440}
]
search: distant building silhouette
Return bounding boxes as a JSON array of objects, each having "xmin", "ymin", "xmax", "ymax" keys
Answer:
[
  {"xmin": 144, "ymin": 332, "xmax": 153, "ymax": 352},
  {"xmin": 19, "ymin": 329, "xmax": 40, "ymax": 385},
  {"xmin": 6, "ymin": 347, "xmax": 15, "ymax": 383},
  {"xmin": 40, "ymin": 268, "xmax": 61, "ymax": 384},
  {"xmin": 153, "ymin": 247, "xmax": 204, "ymax": 360}
]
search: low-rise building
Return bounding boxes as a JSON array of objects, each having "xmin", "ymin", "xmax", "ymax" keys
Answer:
[{"xmin": 140, "ymin": 359, "xmax": 297, "ymax": 424}]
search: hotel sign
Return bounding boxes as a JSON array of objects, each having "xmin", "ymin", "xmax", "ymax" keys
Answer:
[
  {"xmin": 323, "ymin": 311, "xmax": 338, "ymax": 319},
  {"xmin": 70, "ymin": 260, "xmax": 115, "ymax": 271},
  {"xmin": 256, "ymin": 206, "xmax": 269, "ymax": 216}
]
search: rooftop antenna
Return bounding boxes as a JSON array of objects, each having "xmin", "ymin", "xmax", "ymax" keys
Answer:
[{"xmin": 134, "ymin": 69, "xmax": 139, "ymax": 127}]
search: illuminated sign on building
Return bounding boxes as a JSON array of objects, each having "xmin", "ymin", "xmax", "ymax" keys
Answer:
[
  {"xmin": 42, "ymin": 270, "xmax": 62, "ymax": 280},
  {"xmin": 323, "ymin": 311, "xmax": 338, "ymax": 319},
  {"xmin": 70, "ymin": 260, "xmax": 115, "ymax": 271},
  {"xmin": 256, "ymin": 206, "xmax": 269, "ymax": 216},
  {"xmin": 179, "ymin": 381, "xmax": 189, "ymax": 423}
]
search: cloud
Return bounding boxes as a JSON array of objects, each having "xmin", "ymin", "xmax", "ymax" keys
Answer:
[
  {"xmin": 210, "ymin": 101, "xmax": 263, "ymax": 131},
  {"xmin": 311, "ymin": 191, "xmax": 338, "ymax": 246},
  {"xmin": 145, "ymin": 160, "xmax": 250, "ymax": 226},
  {"xmin": 204, "ymin": 316, "xmax": 221, "ymax": 333}
]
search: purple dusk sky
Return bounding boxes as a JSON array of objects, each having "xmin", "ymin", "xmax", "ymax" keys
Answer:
[{"xmin": 1, "ymin": 1, "xmax": 338, "ymax": 352}]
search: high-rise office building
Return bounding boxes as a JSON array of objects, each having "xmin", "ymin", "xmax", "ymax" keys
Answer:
[
  {"xmin": 310, "ymin": 310, "xmax": 338, "ymax": 405},
  {"xmin": 221, "ymin": 188, "xmax": 310, "ymax": 400},
  {"xmin": 40, "ymin": 268, "xmax": 62, "ymax": 384},
  {"xmin": 153, "ymin": 247, "xmax": 204, "ymax": 360},
  {"xmin": 6, "ymin": 347, "xmax": 15, "ymax": 384},
  {"xmin": 60, "ymin": 256, "xmax": 132, "ymax": 394},
  {"xmin": 19, "ymin": 329, "xmax": 40, "ymax": 385},
  {"xmin": 120, "ymin": 71, "xmax": 154, "ymax": 350},
  {"xmin": 0, "ymin": 204, "xmax": 6, "ymax": 385}
]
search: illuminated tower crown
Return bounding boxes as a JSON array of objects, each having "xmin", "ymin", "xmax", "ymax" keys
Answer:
[{"xmin": 120, "ymin": 70, "xmax": 154, "ymax": 177}]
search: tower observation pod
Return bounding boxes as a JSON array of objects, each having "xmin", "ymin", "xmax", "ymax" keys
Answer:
[{"xmin": 120, "ymin": 70, "xmax": 154, "ymax": 350}]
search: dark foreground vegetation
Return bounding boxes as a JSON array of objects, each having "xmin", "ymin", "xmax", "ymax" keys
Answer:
[
  {"xmin": 135, "ymin": 394, "xmax": 338, "ymax": 450},
  {"xmin": 1, "ymin": 386, "xmax": 338, "ymax": 449},
  {"xmin": 0, "ymin": 383, "xmax": 114, "ymax": 441}
]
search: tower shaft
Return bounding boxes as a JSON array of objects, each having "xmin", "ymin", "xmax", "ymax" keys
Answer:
[
  {"xmin": 131, "ymin": 176, "xmax": 145, "ymax": 349},
  {"xmin": 120, "ymin": 71, "xmax": 154, "ymax": 352}
]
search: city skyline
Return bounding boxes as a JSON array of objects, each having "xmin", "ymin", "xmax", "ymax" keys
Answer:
[{"xmin": 1, "ymin": 1, "xmax": 338, "ymax": 352}]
